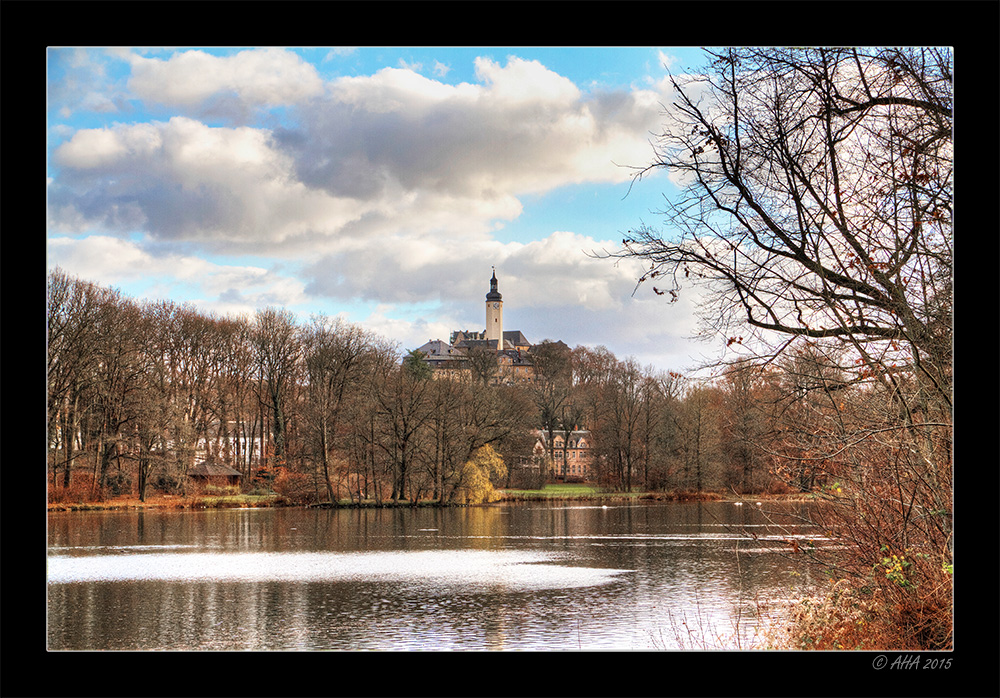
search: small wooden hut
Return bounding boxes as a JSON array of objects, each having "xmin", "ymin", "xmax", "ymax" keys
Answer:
[{"xmin": 188, "ymin": 461, "xmax": 242, "ymax": 487}]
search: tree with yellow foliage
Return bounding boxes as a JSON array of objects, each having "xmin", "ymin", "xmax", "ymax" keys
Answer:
[{"xmin": 452, "ymin": 445, "xmax": 506, "ymax": 504}]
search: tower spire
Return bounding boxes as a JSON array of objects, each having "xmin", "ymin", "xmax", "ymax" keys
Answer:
[
  {"xmin": 485, "ymin": 267, "xmax": 503, "ymax": 349},
  {"xmin": 486, "ymin": 267, "xmax": 502, "ymax": 301}
]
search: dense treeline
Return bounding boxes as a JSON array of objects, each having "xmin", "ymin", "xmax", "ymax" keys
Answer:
[
  {"xmin": 46, "ymin": 268, "xmax": 538, "ymax": 505},
  {"xmin": 48, "ymin": 268, "xmax": 869, "ymax": 507},
  {"xmin": 50, "ymin": 262, "xmax": 937, "ymax": 509}
]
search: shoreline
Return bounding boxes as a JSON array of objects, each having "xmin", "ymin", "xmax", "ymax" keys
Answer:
[{"xmin": 46, "ymin": 489, "xmax": 818, "ymax": 513}]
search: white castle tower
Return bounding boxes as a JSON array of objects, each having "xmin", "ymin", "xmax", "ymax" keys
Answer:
[{"xmin": 485, "ymin": 267, "xmax": 503, "ymax": 350}]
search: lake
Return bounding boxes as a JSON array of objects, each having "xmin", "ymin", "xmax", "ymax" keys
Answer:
[{"xmin": 47, "ymin": 500, "xmax": 832, "ymax": 651}]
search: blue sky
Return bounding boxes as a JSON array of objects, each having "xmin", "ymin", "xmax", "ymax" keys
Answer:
[{"xmin": 46, "ymin": 46, "xmax": 722, "ymax": 372}]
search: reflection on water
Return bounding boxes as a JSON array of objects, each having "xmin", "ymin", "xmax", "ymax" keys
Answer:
[{"xmin": 47, "ymin": 501, "xmax": 830, "ymax": 650}]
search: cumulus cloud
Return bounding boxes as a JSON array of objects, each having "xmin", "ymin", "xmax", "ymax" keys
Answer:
[
  {"xmin": 126, "ymin": 48, "xmax": 324, "ymax": 112},
  {"xmin": 303, "ymin": 228, "xmax": 647, "ymax": 325},
  {"xmin": 48, "ymin": 235, "xmax": 160, "ymax": 281},
  {"xmin": 473, "ymin": 56, "xmax": 581, "ymax": 106},
  {"xmin": 46, "ymin": 48, "xmax": 709, "ymax": 371},
  {"xmin": 51, "ymin": 52, "xmax": 675, "ymax": 257},
  {"xmin": 49, "ymin": 116, "xmax": 368, "ymax": 250},
  {"xmin": 274, "ymin": 55, "xmax": 667, "ymax": 203}
]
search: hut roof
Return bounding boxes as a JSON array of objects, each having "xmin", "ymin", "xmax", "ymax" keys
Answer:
[{"xmin": 189, "ymin": 461, "xmax": 242, "ymax": 478}]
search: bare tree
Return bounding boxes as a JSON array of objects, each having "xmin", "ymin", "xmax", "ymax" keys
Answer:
[
  {"xmin": 719, "ymin": 361, "xmax": 773, "ymax": 493},
  {"xmin": 88, "ymin": 289, "xmax": 150, "ymax": 496},
  {"xmin": 601, "ymin": 358, "xmax": 645, "ymax": 492},
  {"xmin": 619, "ymin": 48, "xmax": 951, "ymax": 383},
  {"xmin": 47, "ymin": 270, "xmax": 102, "ymax": 488},
  {"xmin": 373, "ymin": 362, "xmax": 434, "ymax": 503},
  {"xmin": 250, "ymin": 308, "xmax": 302, "ymax": 470},
  {"xmin": 528, "ymin": 340, "xmax": 574, "ymax": 472},
  {"xmin": 216, "ymin": 315, "xmax": 257, "ymax": 476},
  {"xmin": 464, "ymin": 344, "xmax": 500, "ymax": 386},
  {"xmin": 608, "ymin": 47, "xmax": 953, "ymax": 649},
  {"xmin": 301, "ymin": 316, "xmax": 386, "ymax": 503}
]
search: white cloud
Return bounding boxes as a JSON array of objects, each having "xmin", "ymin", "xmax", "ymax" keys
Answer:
[
  {"xmin": 47, "ymin": 48, "xmax": 125, "ymax": 120},
  {"xmin": 322, "ymin": 47, "xmax": 357, "ymax": 62},
  {"xmin": 51, "ymin": 49, "xmax": 684, "ymax": 254},
  {"xmin": 51, "ymin": 54, "xmax": 676, "ymax": 256},
  {"xmin": 303, "ymin": 228, "xmax": 646, "ymax": 324},
  {"xmin": 397, "ymin": 58, "xmax": 423, "ymax": 73},
  {"xmin": 46, "ymin": 49, "xmax": 710, "ymax": 372},
  {"xmin": 48, "ymin": 235, "xmax": 156, "ymax": 280},
  {"xmin": 657, "ymin": 50, "xmax": 679, "ymax": 71},
  {"xmin": 127, "ymin": 48, "xmax": 324, "ymax": 110},
  {"xmin": 54, "ymin": 127, "xmax": 125, "ymax": 169},
  {"xmin": 281, "ymin": 56, "xmax": 671, "ymax": 207},
  {"xmin": 50, "ymin": 117, "xmax": 370, "ymax": 250},
  {"xmin": 328, "ymin": 65, "xmax": 479, "ymax": 113},
  {"xmin": 47, "ymin": 235, "xmax": 309, "ymax": 316},
  {"xmin": 473, "ymin": 56, "xmax": 581, "ymax": 106}
]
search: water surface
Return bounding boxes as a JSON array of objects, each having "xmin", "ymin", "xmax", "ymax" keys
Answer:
[{"xmin": 47, "ymin": 500, "xmax": 830, "ymax": 650}]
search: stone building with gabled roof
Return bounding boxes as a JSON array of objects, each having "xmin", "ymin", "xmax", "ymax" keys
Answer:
[
  {"xmin": 533, "ymin": 429, "xmax": 594, "ymax": 481},
  {"xmin": 415, "ymin": 339, "xmax": 467, "ymax": 371},
  {"xmin": 501, "ymin": 330, "xmax": 531, "ymax": 351}
]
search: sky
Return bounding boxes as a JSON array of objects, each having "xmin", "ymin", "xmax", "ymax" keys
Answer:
[{"xmin": 46, "ymin": 46, "xmax": 725, "ymax": 374}]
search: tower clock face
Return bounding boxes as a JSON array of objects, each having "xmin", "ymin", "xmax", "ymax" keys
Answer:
[{"xmin": 493, "ymin": 303, "xmax": 500, "ymax": 309}]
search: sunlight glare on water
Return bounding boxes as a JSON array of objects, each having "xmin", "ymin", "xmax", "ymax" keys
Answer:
[{"xmin": 47, "ymin": 549, "xmax": 631, "ymax": 590}]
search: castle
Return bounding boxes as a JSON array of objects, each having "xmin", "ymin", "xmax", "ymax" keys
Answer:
[
  {"xmin": 415, "ymin": 269, "xmax": 534, "ymax": 382},
  {"xmin": 414, "ymin": 269, "xmax": 595, "ymax": 481}
]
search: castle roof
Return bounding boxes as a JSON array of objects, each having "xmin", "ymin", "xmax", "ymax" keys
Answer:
[
  {"xmin": 498, "ymin": 348, "xmax": 533, "ymax": 365},
  {"xmin": 417, "ymin": 339, "xmax": 460, "ymax": 356},
  {"xmin": 415, "ymin": 339, "xmax": 467, "ymax": 368},
  {"xmin": 486, "ymin": 268, "xmax": 502, "ymax": 301},
  {"xmin": 534, "ymin": 429, "xmax": 592, "ymax": 447},
  {"xmin": 455, "ymin": 338, "xmax": 498, "ymax": 351},
  {"xmin": 502, "ymin": 330, "xmax": 531, "ymax": 347}
]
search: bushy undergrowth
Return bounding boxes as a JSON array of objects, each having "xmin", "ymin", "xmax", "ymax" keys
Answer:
[
  {"xmin": 778, "ymin": 567, "xmax": 953, "ymax": 650},
  {"xmin": 270, "ymin": 467, "xmax": 317, "ymax": 504},
  {"xmin": 48, "ymin": 473, "xmax": 101, "ymax": 504}
]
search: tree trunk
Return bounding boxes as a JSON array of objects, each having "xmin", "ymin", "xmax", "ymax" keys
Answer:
[{"xmin": 320, "ymin": 419, "xmax": 335, "ymax": 503}]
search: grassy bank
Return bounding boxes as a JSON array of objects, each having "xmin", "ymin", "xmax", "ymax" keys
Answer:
[
  {"xmin": 47, "ymin": 492, "xmax": 289, "ymax": 512},
  {"xmin": 48, "ymin": 485, "xmax": 816, "ymax": 511},
  {"xmin": 497, "ymin": 483, "xmax": 729, "ymax": 502}
]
